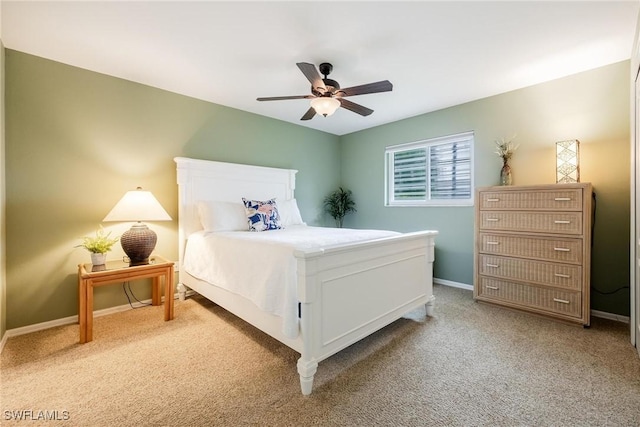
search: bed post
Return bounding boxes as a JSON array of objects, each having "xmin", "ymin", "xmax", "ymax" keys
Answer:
[
  {"xmin": 425, "ymin": 295, "xmax": 436, "ymax": 317},
  {"xmin": 174, "ymin": 157, "xmax": 199, "ymax": 301},
  {"xmin": 295, "ymin": 249, "xmax": 321, "ymax": 395},
  {"xmin": 425, "ymin": 237, "xmax": 436, "ymax": 317},
  {"xmin": 297, "ymin": 359, "xmax": 318, "ymax": 396}
]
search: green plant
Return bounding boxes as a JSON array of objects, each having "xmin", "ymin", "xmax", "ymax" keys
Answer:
[
  {"xmin": 323, "ymin": 187, "xmax": 357, "ymax": 228},
  {"xmin": 76, "ymin": 226, "xmax": 119, "ymax": 254}
]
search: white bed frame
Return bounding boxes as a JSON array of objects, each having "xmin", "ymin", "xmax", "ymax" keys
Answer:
[{"xmin": 174, "ymin": 157, "xmax": 437, "ymax": 395}]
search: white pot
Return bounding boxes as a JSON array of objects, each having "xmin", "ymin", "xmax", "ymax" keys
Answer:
[{"xmin": 90, "ymin": 252, "xmax": 107, "ymax": 266}]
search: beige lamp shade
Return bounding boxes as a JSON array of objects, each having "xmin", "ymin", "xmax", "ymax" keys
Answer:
[
  {"xmin": 103, "ymin": 187, "xmax": 171, "ymax": 265},
  {"xmin": 310, "ymin": 97, "xmax": 340, "ymax": 117},
  {"xmin": 103, "ymin": 187, "xmax": 172, "ymax": 222}
]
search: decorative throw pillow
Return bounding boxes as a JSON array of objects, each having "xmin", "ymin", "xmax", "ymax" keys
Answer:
[{"xmin": 242, "ymin": 198, "xmax": 283, "ymax": 232}]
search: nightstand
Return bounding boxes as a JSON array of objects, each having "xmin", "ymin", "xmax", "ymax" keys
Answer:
[{"xmin": 77, "ymin": 254, "xmax": 175, "ymax": 343}]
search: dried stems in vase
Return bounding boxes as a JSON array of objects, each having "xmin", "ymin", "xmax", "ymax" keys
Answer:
[{"xmin": 494, "ymin": 137, "xmax": 518, "ymax": 185}]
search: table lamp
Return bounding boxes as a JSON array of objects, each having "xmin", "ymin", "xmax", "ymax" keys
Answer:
[
  {"xmin": 103, "ymin": 187, "xmax": 171, "ymax": 266},
  {"xmin": 556, "ymin": 139, "xmax": 580, "ymax": 183}
]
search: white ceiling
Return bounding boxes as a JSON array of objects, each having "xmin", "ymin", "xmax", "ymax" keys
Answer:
[{"xmin": 2, "ymin": 1, "xmax": 638, "ymax": 136}]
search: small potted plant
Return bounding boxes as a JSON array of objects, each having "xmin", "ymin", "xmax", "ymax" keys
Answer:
[
  {"xmin": 323, "ymin": 187, "xmax": 357, "ymax": 228},
  {"xmin": 76, "ymin": 226, "xmax": 119, "ymax": 265}
]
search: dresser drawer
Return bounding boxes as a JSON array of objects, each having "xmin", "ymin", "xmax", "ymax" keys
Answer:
[
  {"xmin": 479, "ymin": 255, "xmax": 581, "ymax": 289},
  {"xmin": 476, "ymin": 277, "xmax": 582, "ymax": 318},
  {"xmin": 479, "ymin": 211, "xmax": 583, "ymax": 235},
  {"xmin": 478, "ymin": 188, "xmax": 583, "ymax": 211},
  {"xmin": 478, "ymin": 233, "xmax": 583, "ymax": 264}
]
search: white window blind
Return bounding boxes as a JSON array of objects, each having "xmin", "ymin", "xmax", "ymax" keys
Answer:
[{"xmin": 385, "ymin": 131, "xmax": 474, "ymax": 206}]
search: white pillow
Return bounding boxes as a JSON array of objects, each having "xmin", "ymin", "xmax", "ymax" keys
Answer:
[
  {"xmin": 197, "ymin": 201, "xmax": 248, "ymax": 232},
  {"xmin": 278, "ymin": 199, "xmax": 306, "ymax": 227}
]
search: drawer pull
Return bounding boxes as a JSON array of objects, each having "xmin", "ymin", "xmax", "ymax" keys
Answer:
[
  {"xmin": 554, "ymin": 197, "xmax": 571, "ymax": 201},
  {"xmin": 486, "ymin": 241, "xmax": 499, "ymax": 245},
  {"xmin": 485, "ymin": 263, "xmax": 500, "ymax": 268},
  {"xmin": 554, "ymin": 273, "xmax": 571, "ymax": 279},
  {"xmin": 486, "ymin": 218, "xmax": 499, "ymax": 222},
  {"xmin": 553, "ymin": 247, "xmax": 571, "ymax": 252},
  {"xmin": 486, "ymin": 198, "xmax": 500, "ymax": 202},
  {"xmin": 554, "ymin": 220, "xmax": 571, "ymax": 224},
  {"xmin": 553, "ymin": 298, "xmax": 570, "ymax": 304},
  {"xmin": 486, "ymin": 285, "xmax": 499, "ymax": 290}
]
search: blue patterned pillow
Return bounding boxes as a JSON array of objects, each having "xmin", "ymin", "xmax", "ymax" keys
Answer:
[{"xmin": 242, "ymin": 198, "xmax": 283, "ymax": 232}]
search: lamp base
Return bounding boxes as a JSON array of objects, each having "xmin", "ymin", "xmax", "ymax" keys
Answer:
[{"xmin": 120, "ymin": 223, "xmax": 157, "ymax": 266}]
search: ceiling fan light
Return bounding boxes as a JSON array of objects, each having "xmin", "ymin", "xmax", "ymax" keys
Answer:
[{"xmin": 310, "ymin": 97, "xmax": 340, "ymax": 117}]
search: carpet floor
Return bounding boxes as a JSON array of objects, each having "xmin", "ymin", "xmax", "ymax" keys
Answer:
[{"xmin": 1, "ymin": 284, "xmax": 639, "ymax": 426}]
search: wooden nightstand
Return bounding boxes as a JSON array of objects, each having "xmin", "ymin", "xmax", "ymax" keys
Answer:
[{"xmin": 77, "ymin": 254, "xmax": 175, "ymax": 343}]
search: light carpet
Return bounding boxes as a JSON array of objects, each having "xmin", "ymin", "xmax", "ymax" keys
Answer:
[{"xmin": 2, "ymin": 285, "xmax": 639, "ymax": 426}]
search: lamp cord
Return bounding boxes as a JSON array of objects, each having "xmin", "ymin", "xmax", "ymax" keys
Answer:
[
  {"xmin": 589, "ymin": 192, "xmax": 630, "ymax": 296},
  {"xmin": 122, "ymin": 282, "xmax": 153, "ymax": 308}
]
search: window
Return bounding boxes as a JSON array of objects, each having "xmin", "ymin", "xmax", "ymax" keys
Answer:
[{"xmin": 385, "ymin": 131, "xmax": 474, "ymax": 206}]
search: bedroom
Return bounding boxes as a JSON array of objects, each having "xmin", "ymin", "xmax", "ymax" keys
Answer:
[{"xmin": 0, "ymin": 1, "xmax": 639, "ymax": 423}]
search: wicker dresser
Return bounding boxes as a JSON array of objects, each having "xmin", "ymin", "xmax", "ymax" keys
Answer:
[{"xmin": 474, "ymin": 183, "xmax": 593, "ymax": 326}]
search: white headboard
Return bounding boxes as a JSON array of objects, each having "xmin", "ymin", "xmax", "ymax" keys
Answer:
[{"xmin": 174, "ymin": 157, "xmax": 298, "ymax": 266}]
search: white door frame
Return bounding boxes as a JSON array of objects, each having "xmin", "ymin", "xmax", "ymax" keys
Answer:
[
  {"xmin": 629, "ymin": 72, "xmax": 640, "ymax": 354},
  {"xmin": 631, "ymin": 9, "xmax": 640, "ymax": 355}
]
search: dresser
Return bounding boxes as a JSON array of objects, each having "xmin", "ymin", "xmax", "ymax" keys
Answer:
[{"xmin": 474, "ymin": 183, "xmax": 593, "ymax": 326}]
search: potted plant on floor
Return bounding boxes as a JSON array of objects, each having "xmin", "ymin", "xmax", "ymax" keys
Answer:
[
  {"xmin": 76, "ymin": 226, "xmax": 119, "ymax": 265},
  {"xmin": 323, "ymin": 187, "xmax": 357, "ymax": 228}
]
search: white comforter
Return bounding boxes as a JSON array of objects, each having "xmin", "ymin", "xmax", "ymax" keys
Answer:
[{"xmin": 183, "ymin": 225, "xmax": 400, "ymax": 338}]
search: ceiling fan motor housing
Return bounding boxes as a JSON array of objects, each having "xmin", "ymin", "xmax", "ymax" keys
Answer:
[
  {"xmin": 316, "ymin": 63, "xmax": 340, "ymax": 95},
  {"xmin": 313, "ymin": 78, "xmax": 340, "ymax": 96},
  {"xmin": 318, "ymin": 62, "xmax": 333, "ymax": 76}
]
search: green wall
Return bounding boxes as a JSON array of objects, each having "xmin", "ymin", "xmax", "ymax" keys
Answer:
[
  {"xmin": 4, "ymin": 50, "xmax": 340, "ymax": 329},
  {"xmin": 3, "ymin": 50, "xmax": 632, "ymax": 330},
  {"xmin": 340, "ymin": 61, "xmax": 631, "ymax": 316}
]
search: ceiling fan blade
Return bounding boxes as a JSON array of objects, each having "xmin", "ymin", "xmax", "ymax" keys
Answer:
[
  {"xmin": 300, "ymin": 107, "xmax": 316, "ymax": 121},
  {"xmin": 337, "ymin": 80, "xmax": 393, "ymax": 97},
  {"xmin": 297, "ymin": 62, "xmax": 327, "ymax": 93},
  {"xmin": 339, "ymin": 98, "xmax": 374, "ymax": 116},
  {"xmin": 257, "ymin": 95, "xmax": 314, "ymax": 101}
]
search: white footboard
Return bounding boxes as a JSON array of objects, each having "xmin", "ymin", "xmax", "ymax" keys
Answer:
[{"xmin": 295, "ymin": 230, "xmax": 436, "ymax": 395}]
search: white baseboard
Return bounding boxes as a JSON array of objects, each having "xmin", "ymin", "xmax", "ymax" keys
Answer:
[
  {"xmin": 433, "ymin": 278, "xmax": 630, "ymax": 323},
  {"xmin": 434, "ymin": 277, "xmax": 473, "ymax": 291},
  {"xmin": 4, "ymin": 300, "xmax": 152, "ymax": 340},
  {"xmin": 1, "ymin": 291, "xmax": 195, "ymax": 351},
  {"xmin": 590, "ymin": 309, "xmax": 630, "ymax": 324}
]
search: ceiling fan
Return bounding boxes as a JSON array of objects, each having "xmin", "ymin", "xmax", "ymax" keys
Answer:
[{"xmin": 257, "ymin": 62, "xmax": 393, "ymax": 120}]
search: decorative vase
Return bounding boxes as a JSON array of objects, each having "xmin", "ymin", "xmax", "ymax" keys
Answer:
[
  {"xmin": 500, "ymin": 161, "xmax": 513, "ymax": 186},
  {"xmin": 90, "ymin": 252, "xmax": 107, "ymax": 266}
]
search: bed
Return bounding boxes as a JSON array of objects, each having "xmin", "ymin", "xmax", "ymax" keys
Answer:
[{"xmin": 174, "ymin": 157, "xmax": 438, "ymax": 395}]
